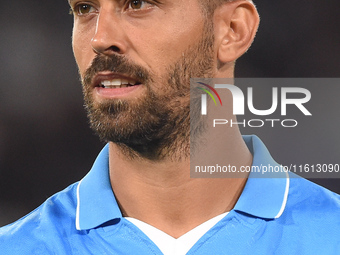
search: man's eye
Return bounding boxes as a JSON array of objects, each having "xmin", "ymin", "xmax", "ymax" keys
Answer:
[
  {"xmin": 72, "ymin": 4, "xmax": 96, "ymax": 16},
  {"xmin": 128, "ymin": 0, "xmax": 150, "ymax": 10}
]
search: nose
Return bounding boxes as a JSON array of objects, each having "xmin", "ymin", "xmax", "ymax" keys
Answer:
[{"xmin": 91, "ymin": 9, "xmax": 127, "ymax": 55}]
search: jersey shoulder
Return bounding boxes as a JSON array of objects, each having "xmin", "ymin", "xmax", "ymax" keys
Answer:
[
  {"xmin": 284, "ymin": 174, "xmax": 340, "ymax": 230},
  {"xmin": 0, "ymin": 182, "xmax": 79, "ymax": 254},
  {"xmin": 287, "ymin": 174, "xmax": 339, "ymax": 213}
]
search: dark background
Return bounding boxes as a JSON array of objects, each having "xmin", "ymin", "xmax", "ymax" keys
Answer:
[{"xmin": 0, "ymin": 1, "xmax": 339, "ymax": 226}]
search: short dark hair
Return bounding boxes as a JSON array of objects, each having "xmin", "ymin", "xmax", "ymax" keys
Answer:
[{"xmin": 199, "ymin": 0, "xmax": 254, "ymax": 17}]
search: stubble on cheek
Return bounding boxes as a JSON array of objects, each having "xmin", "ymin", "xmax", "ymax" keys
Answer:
[{"xmin": 78, "ymin": 17, "xmax": 216, "ymax": 161}]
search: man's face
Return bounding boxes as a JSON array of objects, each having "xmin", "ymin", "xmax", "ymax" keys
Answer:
[{"xmin": 71, "ymin": 0, "xmax": 216, "ymax": 159}]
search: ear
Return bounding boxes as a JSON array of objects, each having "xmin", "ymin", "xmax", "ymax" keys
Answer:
[{"xmin": 214, "ymin": 1, "xmax": 260, "ymax": 63}]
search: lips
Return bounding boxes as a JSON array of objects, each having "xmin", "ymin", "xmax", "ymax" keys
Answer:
[
  {"xmin": 100, "ymin": 78, "xmax": 140, "ymax": 88},
  {"xmin": 90, "ymin": 72, "xmax": 144, "ymax": 98},
  {"xmin": 92, "ymin": 73, "xmax": 142, "ymax": 89}
]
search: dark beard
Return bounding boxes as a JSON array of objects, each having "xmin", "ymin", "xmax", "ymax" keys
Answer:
[
  {"xmin": 81, "ymin": 22, "xmax": 214, "ymax": 161},
  {"xmin": 84, "ymin": 83, "xmax": 189, "ymax": 160}
]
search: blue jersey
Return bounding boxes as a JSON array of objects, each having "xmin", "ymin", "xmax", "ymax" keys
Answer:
[{"xmin": 1, "ymin": 136, "xmax": 339, "ymax": 254}]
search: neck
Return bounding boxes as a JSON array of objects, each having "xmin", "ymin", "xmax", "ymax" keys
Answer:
[{"xmin": 108, "ymin": 123, "xmax": 252, "ymax": 238}]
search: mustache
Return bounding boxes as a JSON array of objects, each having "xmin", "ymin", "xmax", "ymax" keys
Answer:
[{"xmin": 82, "ymin": 54, "xmax": 151, "ymax": 86}]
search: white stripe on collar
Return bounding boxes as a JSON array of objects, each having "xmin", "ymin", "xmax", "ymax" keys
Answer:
[
  {"xmin": 75, "ymin": 179, "xmax": 84, "ymax": 231},
  {"xmin": 274, "ymin": 170, "xmax": 290, "ymax": 219}
]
